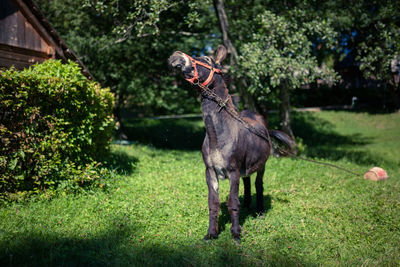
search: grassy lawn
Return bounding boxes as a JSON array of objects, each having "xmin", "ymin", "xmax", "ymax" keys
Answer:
[{"xmin": 1, "ymin": 111, "xmax": 400, "ymax": 266}]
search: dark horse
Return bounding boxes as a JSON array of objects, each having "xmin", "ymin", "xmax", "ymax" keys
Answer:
[{"xmin": 168, "ymin": 45, "xmax": 293, "ymax": 241}]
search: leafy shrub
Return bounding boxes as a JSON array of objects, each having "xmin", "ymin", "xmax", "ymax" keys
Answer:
[{"xmin": 0, "ymin": 60, "xmax": 115, "ymax": 198}]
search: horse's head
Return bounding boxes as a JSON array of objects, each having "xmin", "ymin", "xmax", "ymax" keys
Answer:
[{"xmin": 168, "ymin": 45, "xmax": 227, "ymax": 87}]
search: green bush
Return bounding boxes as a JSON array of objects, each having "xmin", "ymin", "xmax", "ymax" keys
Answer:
[{"xmin": 0, "ymin": 60, "xmax": 115, "ymax": 198}]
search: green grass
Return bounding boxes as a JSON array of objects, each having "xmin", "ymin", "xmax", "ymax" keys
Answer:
[{"xmin": 1, "ymin": 111, "xmax": 400, "ymax": 266}]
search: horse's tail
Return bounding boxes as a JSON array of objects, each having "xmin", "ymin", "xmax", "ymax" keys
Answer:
[{"xmin": 268, "ymin": 130, "xmax": 296, "ymax": 155}]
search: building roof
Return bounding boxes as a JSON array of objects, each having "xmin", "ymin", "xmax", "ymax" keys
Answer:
[{"xmin": 0, "ymin": 0, "xmax": 93, "ymax": 79}]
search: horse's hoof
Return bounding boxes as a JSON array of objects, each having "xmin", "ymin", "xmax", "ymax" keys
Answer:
[
  {"xmin": 256, "ymin": 207, "xmax": 265, "ymax": 215},
  {"xmin": 203, "ymin": 233, "xmax": 218, "ymax": 240}
]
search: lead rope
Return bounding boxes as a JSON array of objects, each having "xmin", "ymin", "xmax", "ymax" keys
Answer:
[
  {"xmin": 272, "ymin": 145, "xmax": 361, "ymax": 176},
  {"xmin": 198, "ymin": 83, "xmax": 362, "ymax": 177}
]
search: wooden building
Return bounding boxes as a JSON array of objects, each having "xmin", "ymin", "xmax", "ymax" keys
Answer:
[{"xmin": 0, "ymin": 0, "xmax": 91, "ymax": 78}]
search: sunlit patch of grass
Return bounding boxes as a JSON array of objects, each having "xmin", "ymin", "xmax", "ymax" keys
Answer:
[{"xmin": 1, "ymin": 111, "xmax": 399, "ymax": 266}]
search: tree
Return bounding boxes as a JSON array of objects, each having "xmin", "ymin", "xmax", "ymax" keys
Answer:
[
  {"xmin": 37, "ymin": 0, "xmax": 218, "ymax": 138},
  {"xmin": 213, "ymin": 0, "xmax": 257, "ymax": 112},
  {"xmin": 329, "ymin": 0, "xmax": 400, "ymax": 108},
  {"xmin": 37, "ymin": 0, "xmax": 399, "ymax": 141},
  {"xmin": 220, "ymin": 1, "xmax": 338, "ymax": 138},
  {"xmin": 37, "ymin": 0, "xmax": 341, "ymax": 139},
  {"xmin": 274, "ymin": 0, "xmax": 400, "ymax": 109}
]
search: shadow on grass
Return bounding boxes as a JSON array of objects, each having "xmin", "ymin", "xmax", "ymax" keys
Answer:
[
  {"xmin": 98, "ymin": 149, "xmax": 139, "ymax": 175},
  {"xmin": 0, "ymin": 228, "xmax": 203, "ymax": 266},
  {"xmin": 122, "ymin": 111, "xmax": 391, "ymax": 166},
  {"xmin": 123, "ymin": 117, "xmax": 205, "ymax": 150},
  {"xmin": 218, "ymin": 194, "xmax": 272, "ymax": 235},
  {"xmin": 271, "ymin": 112, "xmax": 384, "ymax": 166},
  {"xmin": 0, "ymin": 219, "xmax": 313, "ymax": 266}
]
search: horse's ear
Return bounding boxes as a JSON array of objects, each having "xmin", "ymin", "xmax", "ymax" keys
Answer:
[{"xmin": 214, "ymin": 45, "xmax": 227, "ymax": 64}]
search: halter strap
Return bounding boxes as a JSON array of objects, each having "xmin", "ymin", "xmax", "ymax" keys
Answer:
[{"xmin": 183, "ymin": 53, "xmax": 222, "ymax": 87}]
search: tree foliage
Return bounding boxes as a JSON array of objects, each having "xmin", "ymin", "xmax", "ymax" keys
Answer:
[
  {"xmin": 235, "ymin": 9, "xmax": 338, "ymax": 105},
  {"xmin": 37, "ymin": 0, "xmax": 399, "ymax": 124},
  {"xmin": 339, "ymin": 0, "xmax": 399, "ymax": 82},
  {"xmin": 81, "ymin": 0, "xmax": 206, "ymax": 39},
  {"xmin": 37, "ymin": 0, "xmax": 218, "ymax": 118}
]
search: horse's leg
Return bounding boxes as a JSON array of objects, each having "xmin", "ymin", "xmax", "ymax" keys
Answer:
[
  {"xmin": 227, "ymin": 169, "xmax": 241, "ymax": 240},
  {"xmin": 256, "ymin": 167, "xmax": 265, "ymax": 214},
  {"xmin": 243, "ymin": 176, "xmax": 251, "ymax": 208},
  {"xmin": 204, "ymin": 167, "xmax": 220, "ymax": 240}
]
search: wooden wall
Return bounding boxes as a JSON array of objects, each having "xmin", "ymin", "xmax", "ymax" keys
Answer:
[{"xmin": 0, "ymin": 0, "xmax": 55, "ymax": 69}]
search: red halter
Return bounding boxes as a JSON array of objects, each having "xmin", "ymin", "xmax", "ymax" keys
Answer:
[{"xmin": 183, "ymin": 53, "xmax": 222, "ymax": 87}]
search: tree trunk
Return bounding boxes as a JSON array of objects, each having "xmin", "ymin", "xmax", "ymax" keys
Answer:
[
  {"xmin": 388, "ymin": 82, "xmax": 400, "ymax": 110},
  {"xmin": 114, "ymin": 93, "xmax": 127, "ymax": 140},
  {"xmin": 279, "ymin": 84, "xmax": 295, "ymax": 140},
  {"xmin": 213, "ymin": 0, "xmax": 256, "ymax": 111},
  {"xmin": 213, "ymin": 0, "xmax": 237, "ymax": 64}
]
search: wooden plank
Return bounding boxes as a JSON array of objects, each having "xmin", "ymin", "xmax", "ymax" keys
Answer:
[
  {"xmin": 0, "ymin": 0, "xmax": 53, "ymax": 54},
  {"xmin": 16, "ymin": 8, "xmax": 25, "ymax": 47},
  {"xmin": 0, "ymin": 57, "xmax": 42, "ymax": 69},
  {"xmin": 0, "ymin": 0, "xmax": 18, "ymax": 44},
  {"xmin": 11, "ymin": 0, "xmax": 61, "ymax": 58},
  {"xmin": 24, "ymin": 18, "xmax": 43, "ymax": 51},
  {"xmin": 1, "ymin": 0, "xmax": 92, "ymax": 79},
  {"xmin": 0, "ymin": 43, "xmax": 50, "ymax": 69},
  {"xmin": 0, "ymin": 50, "xmax": 46, "ymax": 69},
  {"xmin": 0, "ymin": 47, "xmax": 47, "ymax": 62},
  {"xmin": 0, "ymin": 2, "xmax": 19, "ymax": 47},
  {"xmin": 0, "ymin": 43, "xmax": 51, "ymax": 58}
]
